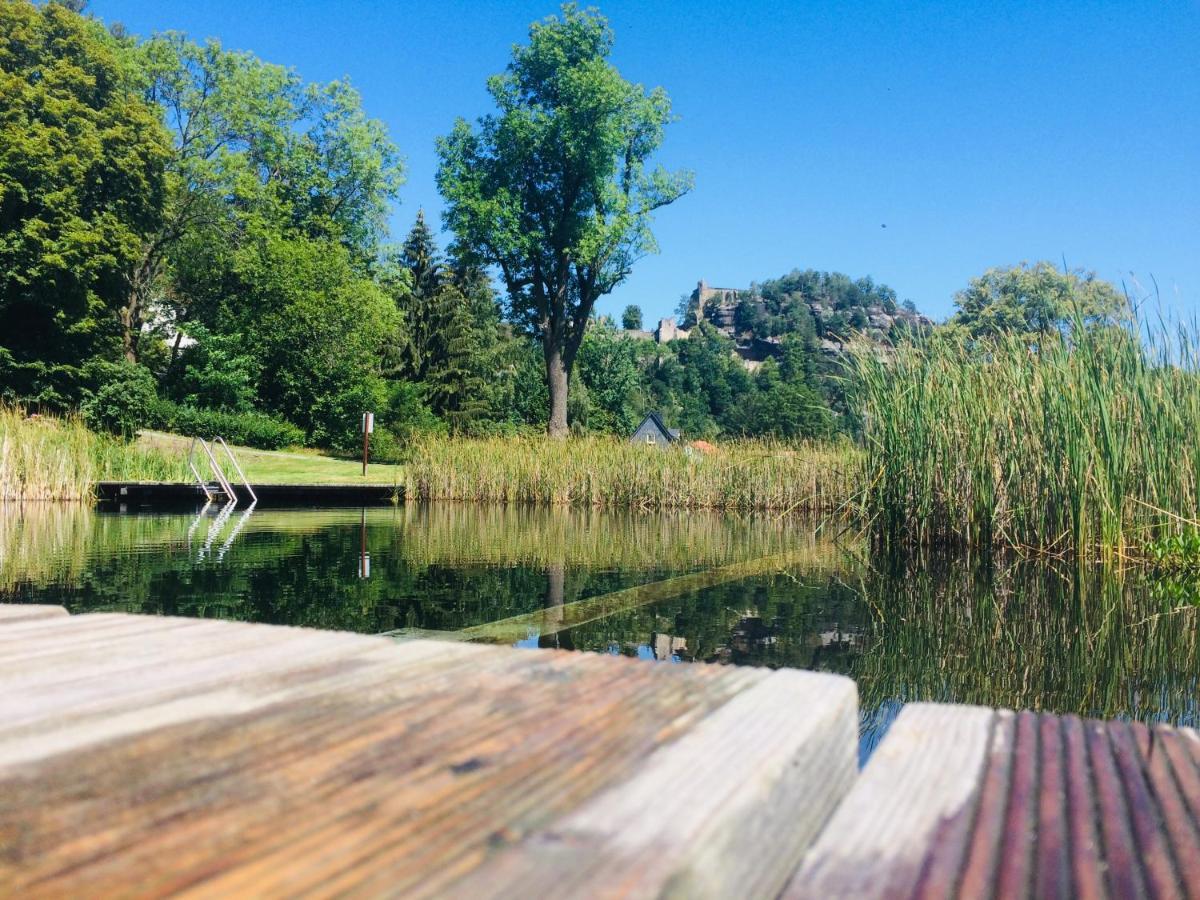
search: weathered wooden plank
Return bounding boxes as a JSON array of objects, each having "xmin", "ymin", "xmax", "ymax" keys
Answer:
[
  {"xmin": 0, "ymin": 620, "xmax": 487, "ymax": 768},
  {"xmin": 1061, "ymin": 714, "xmax": 1105, "ymax": 899},
  {"xmin": 1032, "ymin": 714, "xmax": 1070, "ymax": 898},
  {"xmin": 1, "ymin": 611, "xmax": 859, "ymax": 899},
  {"xmin": 0, "ymin": 603, "xmax": 67, "ymax": 624},
  {"xmin": 994, "ymin": 710, "xmax": 1039, "ymax": 897},
  {"xmin": 1151, "ymin": 727, "xmax": 1200, "ymax": 889},
  {"xmin": 443, "ymin": 668, "xmax": 857, "ymax": 900},
  {"xmin": 952, "ymin": 710, "xmax": 1013, "ymax": 898},
  {"xmin": 783, "ymin": 703, "xmax": 996, "ymax": 899},
  {"xmin": 1109, "ymin": 722, "xmax": 1183, "ymax": 898},
  {"xmin": 786, "ymin": 706, "xmax": 1200, "ymax": 899},
  {"xmin": 1086, "ymin": 716, "xmax": 1147, "ymax": 897}
]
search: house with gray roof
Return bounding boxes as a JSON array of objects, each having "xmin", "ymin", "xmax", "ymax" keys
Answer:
[{"xmin": 630, "ymin": 412, "xmax": 679, "ymax": 447}]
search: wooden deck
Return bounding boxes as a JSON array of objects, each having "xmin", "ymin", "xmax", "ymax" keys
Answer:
[
  {"xmin": 786, "ymin": 704, "xmax": 1200, "ymax": 899},
  {"xmin": 0, "ymin": 607, "xmax": 855, "ymax": 898},
  {"xmin": 2, "ymin": 606, "xmax": 1198, "ymax": 898}
]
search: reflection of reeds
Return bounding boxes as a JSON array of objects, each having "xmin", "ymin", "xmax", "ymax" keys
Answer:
[
  {"xmin": 854, "ymin": 558, "xmax": 1200, "ymax": 727},
  {"xmin": 849, "ymin": 322, "xmax": 1200, "ymax": 557},
  {"xmin": 408, "ymin": 435, "xmax": 862, "ymax": 513},
  {"xmin": 0, "ymin": 504, "xmax": 189, "ymax": 591},
  {"xmin": 0, "ymin": 406, "xmax": 190, "ymax": 501},
  {"xmin": 0, "ymin": 503, "xmax": 835, "ymax": 592},
  {"xmin": 387, "ymin": 503, "xmax": 829, "ymax": 570}
]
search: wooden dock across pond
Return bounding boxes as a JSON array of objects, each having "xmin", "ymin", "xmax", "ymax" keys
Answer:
[{"xmin": 1, "ymin": 606, "xmax": 1198, "ymax": 898}]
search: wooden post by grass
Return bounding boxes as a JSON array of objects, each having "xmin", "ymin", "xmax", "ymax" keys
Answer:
[{"xmin": 361, "ymin": 412, "xmax": 373, "ymax": 477}]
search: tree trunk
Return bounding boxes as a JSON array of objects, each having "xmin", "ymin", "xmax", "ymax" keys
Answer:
[
  {"xmin": 545, "ymin": 340, "xmax": 569, "ymax": 438},
  {"xmin": 168, "ymin": 329, "xmax": 185, "ymax": 372},
  {"xmin": 120, "ymin": 295, "xmax": 139, "ymax": 364},
  {"xmin": 122, "ymin": 252, "xmax": 158, "ymax": 365}
]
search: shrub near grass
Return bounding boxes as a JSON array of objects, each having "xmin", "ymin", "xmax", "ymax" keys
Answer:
[
  {"xmin": 408, "ymin": 434, "xmax": 861, "ymax": 513},
  {"xmin": 149, "ymin": 400, "xmax": 304, "ymax": 450}
]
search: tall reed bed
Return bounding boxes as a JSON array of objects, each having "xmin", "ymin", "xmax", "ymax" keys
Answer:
[
  {"xmin": 849, "ymin": 320, "xmax": 1200, "ymax": 557},
  {"xmin": 408, "ymin": 435, "xmax": 862, "ymax": 513},
  {"xmin": 0, "ymin": 406, "xmax": 190, "ymax": 501}
]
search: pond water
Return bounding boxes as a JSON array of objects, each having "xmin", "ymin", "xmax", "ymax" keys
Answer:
[{"xmin": 2, "ymin": 503, "xmax": 1197, "ymax": 760}]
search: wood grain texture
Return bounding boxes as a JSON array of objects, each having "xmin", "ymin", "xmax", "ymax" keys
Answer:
[
  {"xmin": 0, "ymin": 609, "xmax": 854, "ymax": 899},
  {"xmin": 444, "ymin": 668, "xmax": 857, "ymax": 899},
  {"xmin": 785, "ymin": 704, "xmax": 1200, "ymax": 900},
  {"xmin": 783, "ymin": 702, "xmax": 996, "ymax": 900},
  {"xmin": 0, "ymin": 604, "xmax": 67, "ymax": 624}
]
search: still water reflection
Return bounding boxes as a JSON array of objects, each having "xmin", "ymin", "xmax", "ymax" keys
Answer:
[{"xmin": 2, "ymin": 503, "xmax": 1196, "ymax": 756}]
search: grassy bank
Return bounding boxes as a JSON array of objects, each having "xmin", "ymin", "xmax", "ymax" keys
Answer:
[
  {"xmin": 136, "ymin": 432, "xmax": 403, "ymax": 486},
  {"xmin": 407, "ymin": 435, "xmax": 862, "ymax": 513},
  {"xmin": 0, "ymin": 407, "xmax": 191, "ymax": 501},
  {"xmin": 850, "ymin": 321, "xmax": 1200, "ymax": 558}
]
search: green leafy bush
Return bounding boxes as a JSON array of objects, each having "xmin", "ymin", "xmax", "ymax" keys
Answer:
[
  {"xmin": 82, "ymin": 365, "xmax": 158, "ymax": 437},
  {"xmin": 166, "ymin": 328, "xmax": 261, "ymax": 412},
  {"xmin": 149, "ymin": 400, "xmax": 303, "ymax": 450},
  {"xmin": 308, "ymin": 378, "xmax": 390, "ymax": 454},
  {"xmin": 386, "ymin": 381, "xmax": 444, "ymax": 441}
]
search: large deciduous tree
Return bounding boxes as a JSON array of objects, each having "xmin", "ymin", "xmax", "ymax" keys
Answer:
[
  {"xmin": 0, "ymin": 0, "xmax": 168, "ymax": 407},
  {"xmin": 130, "ymin": 31, "xmax": 405, "ymax": 449},
  {"xmin": 130, "ymin": 33, "xmax": 404, "ymax": 365},
  {"xmin": 436, "ymin": 3, "xmax": 691, "ymax": 436},
  {"xmin": 950, "ymin": 262, "xmax": 1128, "ymax": 340}
]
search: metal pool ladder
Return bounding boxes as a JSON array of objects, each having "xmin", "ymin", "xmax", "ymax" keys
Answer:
[{"xmin": 187, "ymin": 437, "xmax": 258, "ymax": 505}]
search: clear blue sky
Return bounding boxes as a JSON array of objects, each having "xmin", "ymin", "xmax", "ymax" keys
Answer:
[{"xmin": 92, "ymin": 0, "xmax": 1198, "ymax": 323}]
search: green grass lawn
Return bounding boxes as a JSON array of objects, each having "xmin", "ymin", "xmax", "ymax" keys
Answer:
[{"xmin": 137, "ymin": 431, "xmax": 403, "ymax": 485}]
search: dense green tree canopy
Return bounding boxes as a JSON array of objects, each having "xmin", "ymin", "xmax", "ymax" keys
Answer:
[
  {"xmin": 241, "ymin": 232, "xmax": 399, "ymax": 449},
  {"xmin": 0, "ymin": 0, "xmax": 168, "ymax": 406},
  {"xmin": 437, "ymin": 3, "xmax": 691, "ymax": 436},
  {"xmin": 392, "ymin": 212, "xmax": 509, "ymax": 433},
  {"xmin": 575, "ymin": 323, "xmax": 644, "ymax": 434},
  {"xmin": 949, "ymin": 261, "xmax": 1128, "ymax": 339},
  {"xmin": 132, "ymin": 32, "xmax": 404, "ymax": 363}
]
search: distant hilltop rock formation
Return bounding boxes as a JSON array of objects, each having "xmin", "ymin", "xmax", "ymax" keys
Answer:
[
  {"xmin": 617, "ymin": 274, "xmax": 931, "ymax": 370},
  {"xmin": 683, "ymin": 274, "xmax": 932, "ymax": 364},
  {"xmin": 618, "ymin": 316, "xmax": 689, "ymax": 343},
  {"xmin": 692, "ymin": 280, "xmax": 740, "ymax": 331}
]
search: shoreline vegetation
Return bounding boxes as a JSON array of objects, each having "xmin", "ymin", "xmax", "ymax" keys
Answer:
[
  {"xmin": 0, "ymin": 410, "xmax": 403, "ymax": 500},
  {"xmin": 0, "ymin": 407, "xmax": 190, "ymax": 501},
  {"xmin": 7, "ymin": 305, "xmax": 1200, "ymax": 567},
  {"xmin": 850, "ymin": 316, "xmax": 1200, "ymax": 561},
  {"xmin": 6, "ymin": 308, "xmax": 1200, "ymax": 570},
  {"xmin": 407, "ymin": 435, "xmax": 861, "ymax": 513},
  {"xmin": 0, "ymin": 405, "xmax": 859, "ymax": 513}
]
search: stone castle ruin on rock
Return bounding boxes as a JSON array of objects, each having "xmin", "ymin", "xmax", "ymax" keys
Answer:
[{"xmin": 624, "ymin": 278, "xmax": 931, "ymax": 371}]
